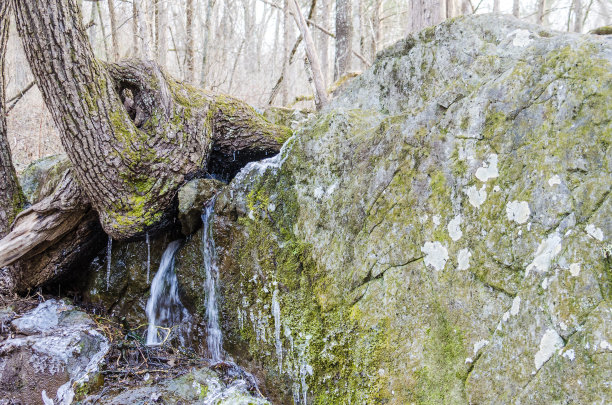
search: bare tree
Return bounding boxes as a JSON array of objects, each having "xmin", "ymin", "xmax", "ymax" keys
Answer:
[
  {"xmin": 0, "ymin": 1, "xmax": 24, "ymax": 238},
  {"xmin": 493, "ymin": 0, "xmax": 500, "ymax": 13},
  {"xmin": 10, "ymin": 0, "xmax": 289, "ymax": 241},
  {"xmin": 574, "ymin": 0, "xmax": 584, "ymax": 32},
  {"xmin": 155, "ymin": 0, "xmax": 168, "ymax": 67},
  {"xmin": 290, "ymin": 0, "xmax": 328, "ymax": 109},
  {"xmin": 536, "ymin": 0, "xmax": 547, "ymax": 24},
  {"xmin": 186, "ymin": 0, "xmax": 196, "ymax": 82},
  {"xmin": 108, "ymin": 0, "xmax": 119, "ymax": 61},
  {"xmin": 513, "ymin": 0, "xmax": 520, "ymax": 17},
  {"xmin": 335, "ymin": 0, "xmax": 352, "ymax": 80}
]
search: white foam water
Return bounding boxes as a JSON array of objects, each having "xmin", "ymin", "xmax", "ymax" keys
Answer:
[
  {"xmin": 202, "ymin": 198, "xmax": 223, "ymax": 362},
  {"xmin": 145, "ymin": 240, "xmax": 188, "ymax": 345}
]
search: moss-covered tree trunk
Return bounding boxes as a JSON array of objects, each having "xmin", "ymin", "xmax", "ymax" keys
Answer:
[
  {"xmin": 0, "ymin": 1, "xmax": 24, "ymax": 238},
  {"xmin": 12, "ymin": 0, "xmax": 289, "ymax": 240}
]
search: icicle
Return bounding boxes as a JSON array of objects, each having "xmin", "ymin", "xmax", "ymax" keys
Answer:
[
  {"xmin": 146, "ymin": 232, "xmax": 151, "ymax": 284},
  {"xmin": 106, "ymin": 237, "xmax": 112, "ymax": 291}
]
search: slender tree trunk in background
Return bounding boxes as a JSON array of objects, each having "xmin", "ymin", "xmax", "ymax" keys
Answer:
[
  {"xmin": 137, "ymin": 0, "xmax": 152, "ymax": 59},
  {"xmin": 408, "ymin": 0, "xmax": 445, "ymax": 33},
  {"xmin": 201, "ymin": 0, "xmax": 215, "ymax": 86},
  {"xmin": 599, "ymin": 0, "xmax": 611, "ymax": 25},
  {"xmin": 108, "ymin": 0, "xmax": 119, "ymax": 61},
  {"xmin": 11, "ymin": 0, "xmax": 289, "ymax": 240},
  {"xmin": 371, "ymin": 0, "xmax": 380, "ymax": 59},
  {"xmin": 96, "ymin": 1, "xmax": 110, "ymax": 60},
  {"xmin": 335, "ymin": 0, "xmax": 352, "ymax": 80},
  {"xmin": 493, "ymin": 0, "xmax": 500, "ymax": 13},
  {"xmin": 574, "ymin": 0, "xmax": 583, "ymax": 32},
  {"xmin": 89, "ymin": 1, "xmax": 98, "ymax": 50},
  {"xmin": 186, "ymin": 0, "xmax": 196, "ymax": 82},
  {"xmin": 513, "ymin": 0, "xmax": 520, "ymax": 17},
  {"xmin": 290, "ymin": 0, "xmax": 328, "ymax": 110},
  {"xmin": 536, "ymin": 0, "xmax": 547, "ymax": 24},
  {"xmin": 155, "ymin": 0, "xmax": 168, "ymax": 67},
  {"xmin": 132, "ymin": 0, "xmax": 139, "ymax": 57},
  {"xmin": 0, "ymin": 2, "xmax": 24, "ymax": 238},
  {"xmin": 320, "ymin": 0, "xmax": 330, "ymax": 82},
  {"xmin": 281, "ymin": 0, "xmax": 291, "ymax": 105},
  {"xmin": 446, "ymin": 0, "xmax": 457, "ymax": 18}
]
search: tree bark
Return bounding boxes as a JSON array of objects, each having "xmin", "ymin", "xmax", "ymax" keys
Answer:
[
  {"xmin": 186, "ymin": 0, "xmax": 196, "ymax": 82},
  {"xmin": 0, "ymin": 1, "xmax": 24, "ymax": 239},
  {"xmin": 155, "ymin": 0, "xmax": 168, "ymax": 67},
  {"xmin": 574, "ymin": 0, "xmax": 583, "ymax": 32},
  {"xmin": 408, "ymin": 0, "xmax": 445, "ymax": 33},
  {"xmin": 289, "ymin": 0, "xmax": 328, "ymax": 110},
  {"xmin": 513, "ymin": 0, "xmax": 520, "ymax": 17},
  {"xmin": 12, "ymin": 0, "xmax": 289, "ymax": 240},
  {"xmin": 536, "ymin": 0, "xmax": 547, "ymax": 24},
  {"xmin": 493, "ymin": 0, "xmax": 500, "ymax": 13},
  {"xmin": 132, "ymin": 0, "xmax": 139, "ymax": 57},
  {"xmin": 108, "ymin": 0, "xmax": 119, "ymax": 61},
  {"xmin": 335, "ymin": 0, "xmax": 352, "ymax": 80}
]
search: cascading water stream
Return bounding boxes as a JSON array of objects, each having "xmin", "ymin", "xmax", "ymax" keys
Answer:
[
  {"xmin": 146, "ymin": 240, "xmax": 188, "ymax": 346},
  {"xmin": 106, "ymin": 237, "xmax": 112, "ymax": 291},
  {"xmin": 146, "ymin": 232, "xmax": 151, "ymax": 283},
  {"xmin": 202, "ymin": 197, "xmax": 223, "ymax": 363}
]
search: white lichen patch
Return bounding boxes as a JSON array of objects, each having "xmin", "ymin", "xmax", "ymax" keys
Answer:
[
  {"xmin": 534, "ymin": 328, "xmax": 564, "ymax": 370},
  {"xmin": 562, "ymin": 348, "xmax": 575, "ymax": 361},
  {"xmin": 473, "ymin": 339, "xmax": 490, "ymax": 355},
  {"xmin": 421, "ymin": 241, "xmax": 449, "ymax": 271},
  {"xmin": 569, "ymin": 263, "xmax": 581, "ymax": 277},
  {"xmin": 585, "ymin": 224, "xmax": 604, "ymax": 241},
  {"xmin": 525, "ymin": 233, "xmax": 562, "ymax": 277},
  {"xmin": 457, "ymin": 248, "xmax": 471, "ymax": 270},
  {"xmin": 475, "ymin": 154, "xmax": 499, "ymax": 182},
  {"xmin": 433, "ymin": 215, "xmax": 441, "ymax": 227},
  {"xmin": 505, "ymin": 201, "xmax": 530, "ymax": 224},
  {"xmin": 510, "ymin": 29, "xmax": 533, "ymax": 47},
  {"xmin": 548, "ymin": 175, "xmax": 561, "ymax": 187},
  {"xmin": 448, "ymin": 215, "xmax": 463, "ymax": 241},
  {"xmin": 510, "ymin": 296, "xmax": 521, "ymax": 316},
  {"xmin": 465, "ymin": 185, "xmax": 487, "ymax": 208},
  {"xmin": 600, "ymin": 340, "xmax": 612, "ymax": 351}
]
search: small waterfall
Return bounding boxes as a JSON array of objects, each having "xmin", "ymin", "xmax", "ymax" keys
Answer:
[
  {"xmin": 146, "ymin": 240, "xmax": 187, "ymax": 345},
  {"xmin": 202, "ymin": 198, "xmax": 223, "ymax": 363},
  {"xmin": 106, "ymin": 237, "xmax": 112, "ymax": 291},
  {"xmin": 145, "ymin": 232, "xmax": 151, "ymax": 283}
]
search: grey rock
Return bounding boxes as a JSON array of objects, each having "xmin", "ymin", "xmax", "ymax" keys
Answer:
[{"xmin": 178, "ymin": 178, "xmax": 225, "ymax": 236}]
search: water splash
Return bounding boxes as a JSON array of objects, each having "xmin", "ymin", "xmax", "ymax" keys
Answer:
[
  {"xmin": 202, "ymin": 198, "xmax": 223, "ymax": 362},
  {"xmin": 232, "ymin": 135, "xmax": 295, "ymax": 186},
  {"xmin": 145, "ymin": 232, "xmax": 151, "ymax": 284},
  {"xmin": 106, "ymin": 237, "xmax": 112, "ymax": 291},
  {"xmin": 146, "ymin": 241, "xmax": 188, "ymax": 345}
]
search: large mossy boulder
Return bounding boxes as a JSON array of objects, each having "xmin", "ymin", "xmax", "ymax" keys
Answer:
[{"xmin": 207, "ymin": 14, "xmax": 611, "ymax": 404}]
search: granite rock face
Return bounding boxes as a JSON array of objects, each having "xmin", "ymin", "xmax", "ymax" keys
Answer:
[{"xmin": 203, "ymin": 14, "xmax": 611, "ymax": 404}]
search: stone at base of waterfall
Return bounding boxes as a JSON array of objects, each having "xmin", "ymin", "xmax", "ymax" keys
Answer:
[
  {"xmin": 0, "ymin": 299, "xmax": 109, "ymax": 405},
  {"xmin": 88, "ymin": 367, "xmax": 270, "ymax": 405},
  {"xmin": 178, "ymin": 178, "xmax": 226, "ymax": 236}
]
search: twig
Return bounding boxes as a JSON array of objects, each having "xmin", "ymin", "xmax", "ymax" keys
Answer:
[{"xmin": 6, "ymin": 81, "xmax": 36, "ymax": 113}]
